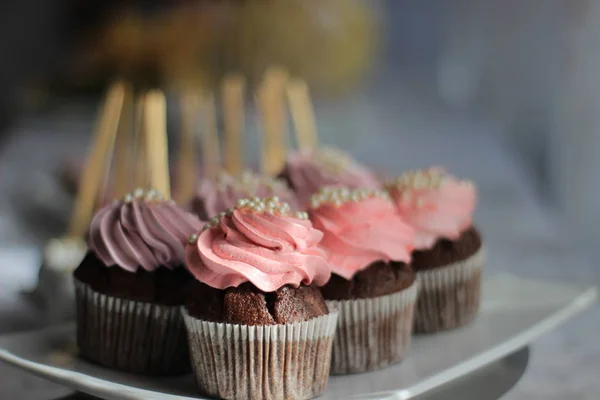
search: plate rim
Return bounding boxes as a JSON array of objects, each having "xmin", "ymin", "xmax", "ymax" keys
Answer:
[{"xmin": 0, "ymin": 277, "xmax": 597, "ymax": 400}]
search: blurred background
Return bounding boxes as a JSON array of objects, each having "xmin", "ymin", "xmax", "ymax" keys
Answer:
[{"xmin": 0, "ymin": 1, "xmax": 599, "ymax": 399}]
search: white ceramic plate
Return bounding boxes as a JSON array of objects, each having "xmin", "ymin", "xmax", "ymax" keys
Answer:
[{"xmin": 0, "ymin": 274, "xmax": 595, "ymax": 400}]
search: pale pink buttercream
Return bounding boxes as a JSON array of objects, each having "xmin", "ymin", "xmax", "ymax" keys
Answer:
[
  {"xmin": 386, "ymin": 167, "xmax": 477, "ymax": 250},
  {"xmin": 284, "ymin": 148, "xmax": 381, "ymax": 206},
  {"xmin": 191, "ymin": 170, "xmax": 299, "ymax": 220},
  {"xmin": 308, "ymin": 188, "xmax": 414, "ymax": 280},
  {"xmin": 88, "ymin": 193, "xmax": 203, "ymax": 272},
  {"xmin": 186, "ymin": 206, "xmax": 330, "ymax": 292}
]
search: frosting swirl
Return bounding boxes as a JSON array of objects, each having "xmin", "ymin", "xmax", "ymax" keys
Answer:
[
  {"xmin": 88, "ymin": 189, "xmax": 203, "ymax": 272},
  {"xmin": 191, "ymin": 169, "xmax": 299, "ymax": 220},
  {"xmin": 308, "ymin": 187, "xmax": 414, "ymax": 280},
  {"xmin": 385, "ymin": 167, "xmax": 476, "ymax": 250},
  {"xmin": 186, "ymin": 197, "xmax": 330, "ymax": 292},
  {"xmin": 283, "ymin": 148, "xmax": 381, "ymax": 206}
]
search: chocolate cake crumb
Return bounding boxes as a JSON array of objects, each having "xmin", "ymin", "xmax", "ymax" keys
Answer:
[
  {"xmin": 73, "ymin": 252, "xmax": 192, "ymax": 306},
  {"xmin": 411, "ymin": 226, "xmax": 482, "ymax": 271},
  {"xmin": 186, "ymin": 281, "xmax": 329, "ymax": 325},
  {"xmin": 321, "ymin": 261, "xmax": 415, "ymax": 301}
]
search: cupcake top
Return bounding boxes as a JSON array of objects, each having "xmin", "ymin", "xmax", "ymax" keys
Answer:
[
  {"xmin": 385, "ymin": 167, "xmax": 476, "ymax": 250},
  {"xmin": 186, "ymin": 196, "xmax": 331, "ymax": 292},
  {"xmin": 308, "ymin": 187, "xmax": 414, "ymax": 280},
  {"xmin": 87, "ymin": 188, "xmax": 203, "ymax": 272},
  {"xmin": 282, "ymin": 147, "xmax": 380, "ymax": 206},
  {"xmin": 191, "ymin": 169, "xmax": 299, "ymax": 220}
]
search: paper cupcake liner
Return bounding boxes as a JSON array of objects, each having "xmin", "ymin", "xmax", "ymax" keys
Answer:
[
  {"xmin": 414, "ymin": 247, "xmax": 485, "ymax": 333},
  {"xmin": 325, "ymin": 281, "xmax": 418, "ymax": 375},
  {"xmin": 74, "ymin": 279, "xmax": 189, "ymax": 375},
  {"xmin": 182, "ymin": 308, "xmax": 338, "ymax": 400}
]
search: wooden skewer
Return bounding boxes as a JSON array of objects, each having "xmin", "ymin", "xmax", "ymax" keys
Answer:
[
  {"xmin": 175, "ymin": 92, "xmax": 200, "ymax": 204},
  {"xmin": 68, "ymin": 82, "xmax": 125, "ymax": 238},
  {"xmin": 112, "ymin": 84, "xmax": 134, "ymax": 198},
  {"xmin": 258, "ymin": 67, "xmax": 288, "ymax": 175},
  {"xmin": 222, "ymin": 74, "xmax": 246, "ymax": 176},
  {"xmin": 200, "ymin": 91, "xmax": 221, "ymax": 179},
  {"xmin": 286, "ymin": 78, "xmax": 319, "ymax": 151},
  {"xmin": 133, "ymin": 93, "xmax": 148, "ymax": 188},
  {"xmin": 144, "ymin": 90, "xmax": 171, "ymax": 198}
]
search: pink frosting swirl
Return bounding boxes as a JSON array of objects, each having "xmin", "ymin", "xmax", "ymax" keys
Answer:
[
  {"xmin": 283, "ymin": 148, "xmax": 381, "ymax": 206},
  {"xmin": 386, "ymin": 167, "xmax": 477, "ymax": 250},
  {"xmin": 191, "ymin": 170, "xmax": 299, "ymax": 220},
  {"xmin": 88, "ymin": 190, "xmax": 203, "ymax": 272},
  {"xmin": 186, "ymin": 200, "xmax": 330, "ymax": 292},
  {"xmin": 308, "ymin": 187, "xmax": 414, "ymax": 280}
]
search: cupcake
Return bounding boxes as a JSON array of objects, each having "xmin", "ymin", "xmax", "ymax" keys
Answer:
[
  {"xmin": 183, "ymin": 196, "xmax": 338, "ymax": 400},
  {"xmin": 73, "ymin": 188, "xmax": 202, "ymax": 375},
  {"xmin": 385, "ymin": 167, "xmax": 484, "ymax": 333},
  {"xmin": 308, "ymin": 187, "xmax": 417, "ymax": 374},
  {"xmin": 279, "ymin": 147, "xmax": 380, "ymax": 206},
  {"xmin": 190, "ymin": 169, "xmax": 299, "ymax": 220}
]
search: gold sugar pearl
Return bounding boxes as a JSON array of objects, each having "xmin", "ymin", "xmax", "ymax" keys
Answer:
[
  {"xmin": 206, "ymin": 196, "xmax": 304, "ymax": 221},
  {"xmin": 123, "ymin": 188, "xmax": 164, "ymax": 203},
  {"xmin": 309, "ymin": 187, "xmax": 391, "ymax": 209},
  {"xmin": 188, "ymin": 233, "xmax": 199, "ymax": 244},
  {"xmin": 311, "ymin": 147, "xmax": 354, "ymax": 175},
  {"xmin": 385, "ymin": 168, "xmax": 448, "ymax": 191}
]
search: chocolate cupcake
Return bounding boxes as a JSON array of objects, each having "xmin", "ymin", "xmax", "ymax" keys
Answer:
[
  {"xmin": 386, "ymin": 168, "xmax": 484, "ymax": 333},
  {"xmin": 279, "ymin": 147, "xmax": 381, "ymax": 207},
  {"xmin": 308, "ymin": 187, "xmax": 417, "ymax": 375},
  {"xmin": 73, "ymin": 188, "xmax": 202, "ymax": 375},
  {"xmin": 190, "ymin": 169, "xmax": 299, "ymax": 220},
  {"xmin": 184, "ymin": 196, "xmax": 338, "ymax": 400}
]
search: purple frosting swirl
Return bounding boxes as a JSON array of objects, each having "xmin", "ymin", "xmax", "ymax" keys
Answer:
[
  {"xmin": 190, "ymin": 170, "xmax": 300, "ymax": 220},
  {"xmin": 283, "ymin": 148, "xmax": 381, "ymax": 206},
  {"xmin": 88, "ymin": 194, "xmax": 203, "ymax": 272}
]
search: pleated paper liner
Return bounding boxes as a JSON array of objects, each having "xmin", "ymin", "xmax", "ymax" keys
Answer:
[
  {"xmin": 182, "ymin": 308, "xmax": 339, "ymax": 400},
  {"xmin": 326, "ymin": 281, "xmax": 418, "ymax": 375},
  {"xmin": 74, "ymin": 279, "xmax": 190, "ymax": 375},
  {"xmin": 414, "ymin": 247, "xmax": 485, "ymax": 333}
]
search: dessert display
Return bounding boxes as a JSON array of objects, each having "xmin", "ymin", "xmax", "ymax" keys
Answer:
[
  {"xmin": 190, "ymin": 169, "xmax": 299, "ymax": 220},
  {"xmin": 279, "ymin": 147, "xmax": 381, "ymax": 206},
  {"xmin": 308, "ymin": 187, "xmax": 417, "ymax": 374},
  {"xmin": 37, "ymin": 66, "xmax": 486, "ymax": 399},
  {"xmin": 74, "ymin": 188, "xmax": 202, "ymax": 375},
  {"xmin": 184, "ymin": 196, "xmax": 338, "ymax": 400},
  {"xmin": 385, "ymin": 167, "xmax": 484, "ymax": 333}
]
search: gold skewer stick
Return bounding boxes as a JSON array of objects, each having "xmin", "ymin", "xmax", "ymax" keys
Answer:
[
  {"xmin": 258, "ymin": 67, "xmax": 288, "ymax": 175},
  {"xmin": 175, "ymin": 92, "xmax": 200, "ymax": 204},
  {"xmin": 144, "ymin": 90, "xmax": 171, "ymax": 198},
  {"xmin": 112, "ymin": 84, "xmax": 134, "ymax": 198},
  {"xmin": 68, "ymin": 82, "xmax": 125, "ymax": 238},
  {"xmin": 222, "ymin": 74, "xmax": 246, "ymax": 176},
  {"xmin": 285, "ymin": 78, "xmax": 319, "ymax": 151},
  {"xmin": 133, "ymin": 93, "xmax": 148, "ymax": 188},
  {"xmin": 199, "ymin": 91, "xmax": 221, "ymax": 179}
]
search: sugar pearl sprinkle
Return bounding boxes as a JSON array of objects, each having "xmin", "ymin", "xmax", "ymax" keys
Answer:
[
  {"xmin": 123, "ymin": 188, "xmax": 167, "ymax": 203},
  {"xmin": 196, "ymin": 196, "xmax": 308, "ymax": 235},
  {"xmin": 216, "ymin": 169, "xmax": 288, "ymax": 195},
  {"xmin": 384, "ymin": 168, "xmax": 473, "ymax": 191},
  {"xmin": 311, "ymin": 147, "xmax": 354, "ymax": 175},
  {"xmin": 309, "ymin": 187, "xmax": 391, "ymax": 209}
]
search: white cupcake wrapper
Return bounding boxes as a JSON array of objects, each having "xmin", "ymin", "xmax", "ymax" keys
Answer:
[
  {"xmin": 182, "ymin": 308, "xmax": 338, "ymax": 400},
  {"xmin": 414, "ymin": 247, "xmax": 485, "ymax": 333},
  {"xmin": 325, "ymin": 281, "xmax": 418, "ymax": 375},
  {"xmin": 74, "ymin": 279, "xmax": 189, "ymax": 375}
]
